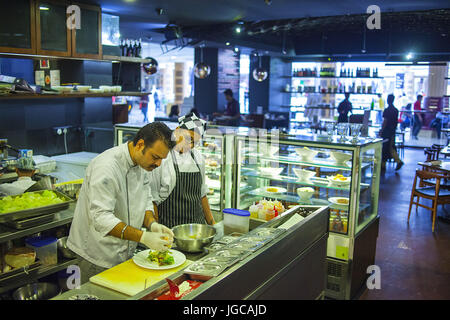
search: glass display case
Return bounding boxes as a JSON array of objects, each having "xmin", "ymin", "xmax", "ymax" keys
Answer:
[{"xmin": 233, "ymin": 132, "xmax": 382, "ymax": 299}]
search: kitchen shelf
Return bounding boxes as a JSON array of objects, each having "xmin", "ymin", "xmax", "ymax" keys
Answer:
[
  {"xmin": 0, "ymin": 258, "xmax": 79, "ymax": 294},
  {"xmin": 102, "ymin": 55, "xmax": 152, "ymax": 63},
  {"xmin": 0, "ymin": 92, "xmax": 148, "ymax": 100},
  {"xmin": 0, "ymin": 205, "xmax": 74, "ymax": 244}
]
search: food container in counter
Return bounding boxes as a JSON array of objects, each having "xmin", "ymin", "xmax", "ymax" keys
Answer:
[
  {"xmin": 200, "ymin": 255, "xmax": 240, "ymax": 267},
  {"xmin": 25, "ymin": 237, "xmax": 58, "ymax": 265},
  {"xmin": 223, "ymin": 208, "xmax": 250, "ymax": 235},
  {"xmin": 204, "ymin": 242, "xmax": 227, "ymax": 252},
  {"xmin": 184, "ymin": 262, "xmax": 227, "ymax": 280}
]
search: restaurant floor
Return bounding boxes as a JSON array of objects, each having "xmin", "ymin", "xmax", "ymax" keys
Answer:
[{"xmin": 359, "ymin": 147, "xmax": 450, "ymax": 300}]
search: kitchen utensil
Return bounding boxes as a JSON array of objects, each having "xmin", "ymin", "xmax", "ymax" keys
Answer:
[
  {"xmin": 12, "ymin": 283, "xmax": 60, "ymax": 300},
  {"xmin": 172, "ymin": 224, "xmax": 216, "ymax": 253},
  {"xmin": 57, "ymin": 236, "xmax": 77, "ymax": 259},
  {"xmin": 55, "ymin": 183, "xmax": 82, "ymax": 200},
  {"xmin": 132, "ymin": 249, "xmax": 186, "ymax": 270}
]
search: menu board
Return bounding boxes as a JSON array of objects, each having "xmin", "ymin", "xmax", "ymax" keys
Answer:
[{"xmin": 218, "ymin": 49, "xmax": 240, "ymax": 111}]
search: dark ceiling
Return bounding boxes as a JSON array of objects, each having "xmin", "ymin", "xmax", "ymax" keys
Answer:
[{"xmin": 80, "ymin": 0, "xmax": 450, "ymax": 59}]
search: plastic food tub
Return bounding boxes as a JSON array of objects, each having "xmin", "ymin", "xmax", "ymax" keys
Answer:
[
  {"xmin": 25, "ymin": 237, "xmax": 58, "ymax": 265},
  {"xmin": 223, "ymin": 208, "xmax": 250, "ymax": 235}
]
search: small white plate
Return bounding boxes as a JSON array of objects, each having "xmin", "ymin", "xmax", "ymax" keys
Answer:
[
  {"xmin": 262, "ymin": 186, "xmax": 287, "ymax": 194},
  {"xmin": 328, "ymin": 197, "xmax": 350, "ymax": 206},
  {"xmin": 132, "ymin": 249, "xmax": 186, "ymax": 270}
]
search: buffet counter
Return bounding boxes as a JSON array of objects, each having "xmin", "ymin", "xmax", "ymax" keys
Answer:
[{"xmin": 54, "ymin": 204, "xmax": 329, "ymax": 300}]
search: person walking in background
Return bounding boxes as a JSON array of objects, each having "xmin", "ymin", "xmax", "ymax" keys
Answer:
[
  {"xmin": 337, "ymin": 92, "xmax": 352, "ymax": 123},
  {"xmin": 430, "ymin": 111, "xmax": 448, "ymax": 139},
  {"xmin": 399, "ymin": 103, "xmax": 413, "ymax": 131},
  {"xmin": 380, "ymin": 94, "xmax": 404, "ymax": 171},
  {"xmin": 412, "ymin": 95, "xmax": 424, "ymax": 140},
  {"xmin": 139, "ymin": 94, "xmax": 149, "ymax": 122},
  {"xmin": 376, "ymin": 94, "xmax": 385, "ymax": 125}
]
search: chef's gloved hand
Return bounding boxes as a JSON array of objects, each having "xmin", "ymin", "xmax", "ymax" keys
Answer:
[
  {"xmin": 150, "ymin": 222, "xmax": 174, "ymax": 238},
  {"xmin": 212, "ymin": 221, "xmax": 224, "ymax": 241},
  {"xmin": 139, "ymin": 231, "xmax": 173, "ymax": 252}
]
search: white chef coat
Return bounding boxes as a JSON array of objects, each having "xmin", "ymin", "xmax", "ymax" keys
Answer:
[
  {"xmin": 67, "ymin": 142, "xmax": 153, "ymax": 269},
  {"xmin": 150, "ymin": 149, "xmax": 208, "ymax": 205},
  {"xmin": 0, "ymin": 177, "xmax": 36, "ymax": 196}
]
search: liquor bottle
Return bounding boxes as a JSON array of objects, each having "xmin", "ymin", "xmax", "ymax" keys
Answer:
[{"xmin": 136, "ymin": 39, "xmax": 142, "ymax": 57}]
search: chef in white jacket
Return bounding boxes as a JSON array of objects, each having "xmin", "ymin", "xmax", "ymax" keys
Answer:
[
  {"xmin": 67, "ymin": 122, "xmax": 176, "ymax": 284},
  {"xmin": 0, "ymin": 157, "xmax": 37, "ymax": 197},
  {"xmin": 150, "ymin": 113, "xmax": 215, "ymax": 228}
]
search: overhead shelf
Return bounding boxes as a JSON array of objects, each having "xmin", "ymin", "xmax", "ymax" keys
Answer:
[
  {"xmin": 102, "ymin": 55, "xmax": 152, "ymax": 63},
  {"xmin": 282, "ymin": 91, "xmax": 381, "ymax": 95},
  {"xmin": 0, "ymin": 52, "xmax": 149, "ymax": 64},
  {"xmin": 0, "ymin": 91, "xmax": 148, "ymax": 100}
]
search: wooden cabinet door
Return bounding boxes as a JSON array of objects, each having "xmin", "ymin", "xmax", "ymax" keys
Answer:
[
  {"xmin": 71, "ymin": 3, "xmax": 102, "ymax": 59},
  {"xmin": 35, "ymin": 0, "xmax": 72, "ymax": 56},
  {"xmin": 0, "ymin": 0, "xmax": 36, "ymax": 54}
]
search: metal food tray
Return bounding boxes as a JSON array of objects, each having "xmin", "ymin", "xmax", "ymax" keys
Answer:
[
  {"xmin": 0, "ymin": 190, "xmax": 73, "ymax": 223},
  {"xmin": 0, "ymin": 262, "xmax": 41, "ymax": 282},
  {"xmin": 3, "ymin": 212, "xmax": 56, "ymax": 230}
]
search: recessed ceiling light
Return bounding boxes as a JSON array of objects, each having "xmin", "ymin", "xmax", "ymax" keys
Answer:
[{"xmin": 226, "ymin": 42, "xmax": 230, "ymax": 46}]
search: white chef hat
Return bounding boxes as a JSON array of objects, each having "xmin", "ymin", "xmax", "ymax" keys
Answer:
[{"xmin": 178, "ymin": 113, "xmax": 207, "ymax": 137}]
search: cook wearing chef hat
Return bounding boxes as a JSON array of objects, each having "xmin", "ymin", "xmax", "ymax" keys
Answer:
[
  {"xmin": 0, "ymin": 157, "xmax": 37, "ymax": 197},
  {"xmin": 149, "ymin": 112, "xmax": 216, "ymax": 228}
]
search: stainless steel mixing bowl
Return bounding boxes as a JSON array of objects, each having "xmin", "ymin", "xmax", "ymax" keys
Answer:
[
  {"xmin": 13, "ymin": 283, "xmax": 60, "ymax": 300},
  {"xmin": 55, "ymin": 184, "xmax": 82, "ymax": 200},
  {"xmin": 57, "ymin": 236, "xmax": 77, "ymax": 259},
  {"xmin": 172, "ymin": 224, "xmax": 216, "ymax": 253}
]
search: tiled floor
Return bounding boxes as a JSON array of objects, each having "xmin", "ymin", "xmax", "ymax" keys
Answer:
[{"xmin": 359, "ymin": 148, "xmax": 450, "ymax": 300}]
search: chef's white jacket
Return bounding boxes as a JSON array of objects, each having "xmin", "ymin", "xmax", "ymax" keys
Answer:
[
  {"xmin": 0, "ymin": 177, "xmax": 36, "ymax": 196},
  {"xmin": 149, "ymin": 149, "xmax": 208, "ymax": 205},
  {"xmin": 67, "ymin": 142, "xmax": 153, "ymax": 269}
]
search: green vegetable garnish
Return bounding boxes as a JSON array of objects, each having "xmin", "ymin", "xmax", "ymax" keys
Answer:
[{"xmin": 147, "ymin": 250, "xmax": 175, "ymax": 266}]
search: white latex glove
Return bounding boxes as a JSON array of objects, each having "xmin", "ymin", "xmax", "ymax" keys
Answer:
[
  {"xmin": 150, "ymin": 222, "xmax": 174, "ymax": 238},
  {"xmin": 212, "ymin": 221, "xmax": 224, "ymax": 241},
  {"xmin": 139, "ymin": 231, "xmax": 173, "ymax": 252}
]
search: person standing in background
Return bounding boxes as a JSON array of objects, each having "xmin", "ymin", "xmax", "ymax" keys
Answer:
[
  {"xmin": 213, "ymin": 89, "xmax": 241, "ymax": 126},
  {"xmin": 412, "ymin": 95, "xmax": 423, "ymax": 140},
  {"xmin": 168, "ymin": 105, "xmax": 180, "ymax": 120},
  {"xmin": 337, "ymin": 93, "xmax": 352, "ymax": 123}
]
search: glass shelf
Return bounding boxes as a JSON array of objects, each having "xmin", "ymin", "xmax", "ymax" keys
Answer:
[
  {"xmin": 243, "ymin": 153, "xmax": 358, "ymax": 171},
  {"xmin": 240, "ymin": 170, "xmax": 370, "ymax": 191}
]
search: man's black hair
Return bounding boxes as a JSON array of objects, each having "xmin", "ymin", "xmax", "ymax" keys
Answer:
[
  {"xmin": 417, "ymin": 94, "xmax": 423, "ymax": 100},
  {"xmin": 133, "ymin": 122, "xmax": 175, "ymax": 149},
  {"xmin": 223, "ymin": 89, "xmax": 233, "ymax": 97}
]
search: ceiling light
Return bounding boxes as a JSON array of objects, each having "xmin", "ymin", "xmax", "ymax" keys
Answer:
[
  {"xmin": 406, "ymin": 52, "xmax": 413, "ymax": 60},
  {"xmin": 39, "ymin": 6, "xmax": 49, "ymax": 10},
  {"xmin": 234, "ymin": 47, "xmax": 239, "ymax": 53},
  {"xmin": 226, "ymin": 42, "xmax": 230, "ymax": 46},
  {"xmin": 235, "ymin": 26, "xmax": 242, "ymax": 33}
]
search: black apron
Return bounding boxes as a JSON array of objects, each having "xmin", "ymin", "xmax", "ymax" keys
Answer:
[{"xmin": 157, "ymin": 151, "xmax": 206, "ymax": 228}]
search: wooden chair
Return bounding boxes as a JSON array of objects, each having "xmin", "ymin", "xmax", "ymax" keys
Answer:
[{"xmin": 408, "ymin": 169, "xmax": 450, "ymax": 232}]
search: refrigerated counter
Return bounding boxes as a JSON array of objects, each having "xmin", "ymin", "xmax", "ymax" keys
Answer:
[{"xmin": 54, "ymin": 204, "xmax": 329, "ymax": 300}]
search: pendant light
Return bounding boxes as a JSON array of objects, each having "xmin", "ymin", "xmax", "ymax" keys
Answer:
[
  {"xmin": 194, "ymin": 45, "xmax": 211, "ymax": 79},
  {"xmin": 252, "ymin": 53, "xmax": 268, "ymax": 82},
  {"xmin": 142, "ymin": 57, "xmax": 158, "ymax": 75}
]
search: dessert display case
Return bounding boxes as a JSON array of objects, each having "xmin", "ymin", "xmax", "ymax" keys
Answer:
[{"xmin": 233, "ymin": 133, "xmax": 382, "ymax": 299}]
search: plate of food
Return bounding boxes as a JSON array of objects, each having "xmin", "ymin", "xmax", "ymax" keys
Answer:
[
  {"xmin": 262, "ymin": 186, "xmax": 287, "ymax": 194},
  {"xmin": 328, "ymin": 197, "xmax": 350, "ymax": 206},
  {"xmin": 327, "ymin": 174, "xmax": 351, "ymax": 186},
  {"xmin": 132, "ymin": 249, "xmax": 186, "ymax": 270}
]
